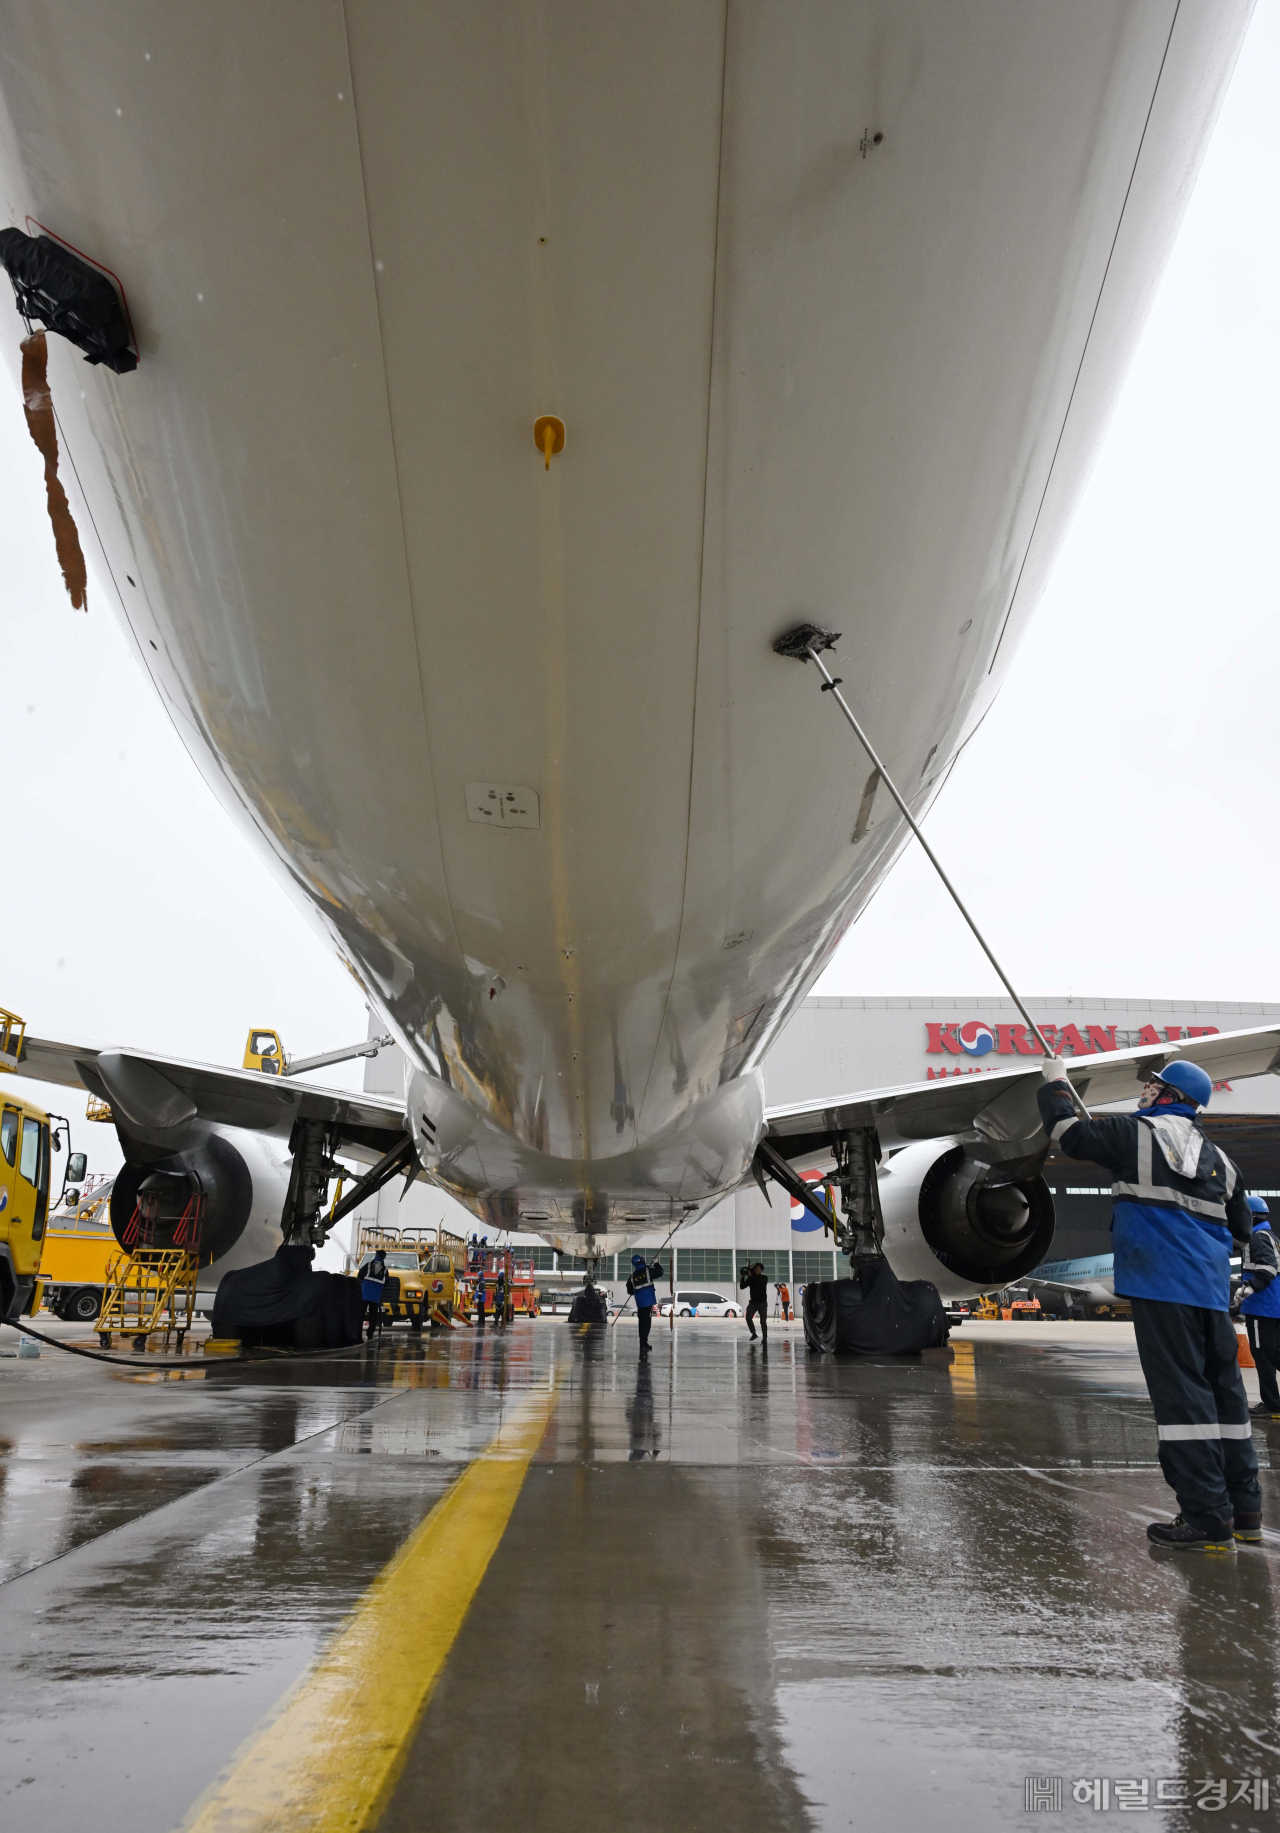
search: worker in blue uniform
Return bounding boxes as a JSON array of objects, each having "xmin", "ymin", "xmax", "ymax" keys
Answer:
[
  {"xmin": 1038, "ymin": 1058, "xmax": 1260, "ymax": 1552},
  {"xmin": 1236, "ymin": 1195, "xmax": 1280, "ymax": 1423},
  {"xmin": 625, "ymin": 1253, "xmax": 663, "ymax": 1357},
  {"xmin": 361, "ymin": 1246, "xmax": 388, "ymax": 1341}
]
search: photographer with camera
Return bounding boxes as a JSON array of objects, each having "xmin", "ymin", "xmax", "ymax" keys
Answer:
[{"xmin": 738, "ymin": 1260, "xmax": 769, "ymax": 1347}]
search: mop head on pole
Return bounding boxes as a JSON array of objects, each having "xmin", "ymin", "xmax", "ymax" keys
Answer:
[{"xmin": 773, "ymin": 623, "xmax": 841, "ymax": 659}]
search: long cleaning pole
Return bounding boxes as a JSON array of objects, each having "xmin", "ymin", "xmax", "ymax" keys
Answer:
[{"xmin": 801, "ymin": 642, "xmax": 1090, "ymax": 1121}]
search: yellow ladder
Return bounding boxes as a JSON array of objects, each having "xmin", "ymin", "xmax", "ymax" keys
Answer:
[{"xmin": 97, "ymin": 1247, "xmax": 199, "ymax": 1351}]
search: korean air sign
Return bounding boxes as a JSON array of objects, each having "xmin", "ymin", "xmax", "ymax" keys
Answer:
[
  {"xmin": 955, "ymin": 1021, "xmax": 995, "ymax": 1057},
  {"xmin": 926, "ymin": 1019, "xmax": 1220, "ymax": 1059}
]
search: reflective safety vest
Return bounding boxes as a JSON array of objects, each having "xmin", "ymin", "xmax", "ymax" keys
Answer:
[
  {"xmin": 1036, "ymin": 1087, "xmax": 1248, "ymax": 1311},
  {"xmin": 627, "ymin": 1265, "xmax": 657, "ymax": 1308},
  {"xmin": 1241, "ymin": 1223, "xmax": 1280, "ymax": 1319}
]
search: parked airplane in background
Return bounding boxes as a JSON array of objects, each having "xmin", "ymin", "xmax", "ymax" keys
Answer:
[
  {"xmin": 1028, "ymin": 1256, "xmax": 1120, "ymax": 1317},
  {"xmin": 2, "ymin": 2, "xmax": 1270, "ymax": 1315}
]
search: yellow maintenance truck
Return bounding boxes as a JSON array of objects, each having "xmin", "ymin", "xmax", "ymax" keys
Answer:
[
  {"xmin": 38, "ymin": 1176, "xmax": 116, "ymax": 1322},
  {"xmin": 1, "ymin": 1009, "xmax": 83, "ymax": 1322},
  {"xmin": 353, "ymin": 1224, "xmax": 471, "ymax": 1330}
]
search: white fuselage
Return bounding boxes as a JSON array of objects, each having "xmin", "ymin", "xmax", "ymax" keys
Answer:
[
  {"xmin": 1033, "ymin": 1257, "xmax": 1119, "ymax": 1309},
  {"xmin": 0, "ymin": 3, "xmax": 1250, "ymax": 1251}
]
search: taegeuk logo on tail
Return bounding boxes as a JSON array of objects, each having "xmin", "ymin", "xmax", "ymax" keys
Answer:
[{"xmin": 790, "ymin": 1169, "xmax": 827, "ymax": 1236}]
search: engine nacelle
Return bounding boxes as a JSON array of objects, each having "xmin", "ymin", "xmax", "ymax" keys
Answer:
[
  {"xmin": 110, "ymin": 1123, "xmax": 291, "ymax": 1291},
  {"xmin": 878, "ymin": 1137, "xmax": 1055, "ymax": 1299}
]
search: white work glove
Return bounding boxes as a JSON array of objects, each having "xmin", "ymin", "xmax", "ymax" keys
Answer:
[{"xmin": 1041, "ymin": 1057, "xmax": 1068, "ymax": 1084}]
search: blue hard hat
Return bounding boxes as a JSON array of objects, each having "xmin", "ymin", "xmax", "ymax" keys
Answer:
[
  {"xmin": 1247, "ymin": 1195, "xmax": 1270, "ymax": 1219},
  {"xmin": 632, "ymin": 1253, "xmax": 647, "ymax": 1267},
  {"xmin": 1153, "ymin": 1060, "xmax": 1213, "ymax": 1109}
]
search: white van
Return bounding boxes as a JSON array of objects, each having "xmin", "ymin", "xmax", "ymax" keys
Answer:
[{"xmin": 659, "ymin": 1289, "xmax": 742, "ymax": 1319}]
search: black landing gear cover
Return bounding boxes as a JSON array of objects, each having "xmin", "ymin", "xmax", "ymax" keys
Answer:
[
  {"xmin": 803, "ymin": 1261, "xmax": 947, "ymax": 1355},
  {"xmin": 567, "ymin": 1286, "xmax": 609, "ymax": 1325},
  {"xmin": 211, "ymin": 1245, "xmax": 365, "ymax": 1349}
]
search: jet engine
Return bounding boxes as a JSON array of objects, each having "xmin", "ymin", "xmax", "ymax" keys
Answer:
[
  {"xmin": 877, "ymin": 1138, "xmax": 1055, "ymax": 1299},
  {"xmin": 109, "ymin": 1123, "xmax": 290, "ymax": 1289}
]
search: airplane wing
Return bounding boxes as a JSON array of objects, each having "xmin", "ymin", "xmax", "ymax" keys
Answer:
[
  {"xmin": 4, "ymin": 1030, "xmax": 408, "ymax": 1157},
  {"xmin": 10, "ymin": 1019, "xmax": 1279, "ymax": 1197},
  {"xmin": 763, "ymin": 1021, "xmax": 1280, "ymax": 1157}
]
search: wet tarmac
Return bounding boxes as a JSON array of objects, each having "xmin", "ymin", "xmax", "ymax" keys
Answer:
[{"xmin": 1, "ymin": 1316, "xmax": 1277, "ymax": 1832}]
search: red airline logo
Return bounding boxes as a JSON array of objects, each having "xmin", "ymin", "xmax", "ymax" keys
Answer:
[
  {"xmin": 924, "ymin": 1019, "xmax": 1223, "ymax": 1082},
  {"xmin": 925, "ymin": 1021, "xmax": 1219, "ymax": 1056}
]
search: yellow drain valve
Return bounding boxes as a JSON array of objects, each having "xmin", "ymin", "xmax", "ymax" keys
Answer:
[{"xmin": 533, "ymin": 415, "xmax": 565, "ymax": 470}]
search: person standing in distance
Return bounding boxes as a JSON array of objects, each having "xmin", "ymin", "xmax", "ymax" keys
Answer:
[
  {"xmin": 738, "ymin": 1260, "xmax": 769, "ymax": 1346},
  {"xmin": 1038, "ymin": 1058, "xmax": 1259, "ymax": 1551},
  {"xmin": 1236, "ymin": 1195, "xmax": 1280, "ymax": 1424},
  {"xmin": 626, "ymin": 1253, "xmax": 663, "ymax": 1357},
  {"xmin": 362, "ymin": 1245, "xmax": 388, "ymax": 1341}
]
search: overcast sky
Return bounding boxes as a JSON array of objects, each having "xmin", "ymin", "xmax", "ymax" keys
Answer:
[{"xmin": 6, "ymin": 7, "xmax": 1278, "ymax": 1188}]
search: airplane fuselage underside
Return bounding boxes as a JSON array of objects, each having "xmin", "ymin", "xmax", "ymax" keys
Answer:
[{"xmin": 0, "ymin": 3, "xmax": 1251, "ymax": 1250}]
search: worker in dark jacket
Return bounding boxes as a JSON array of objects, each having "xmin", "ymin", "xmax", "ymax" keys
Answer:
[
  {"xmin": 738, "ymin": 1261, "xmax": 770, "ymax": 1344},
  {"xmin": 362, "ymin": 1247, "xmax": 388, "ymax": 1340},
  {"xmin": 1038, "ymin": 1058, "xmax": 1259, "ymax": 1551},
  {"xmin": 625, "ymin": 1254, "xmax": 663, "ymax": 1357},
  {"xmin": 1237, "ymin": 1196, "xmax": 1280, "ymax": 1424}
]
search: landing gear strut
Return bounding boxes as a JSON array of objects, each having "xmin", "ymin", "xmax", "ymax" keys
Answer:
[
  {"xmin": 279, "ymin": 1120, "xmax": 418, "ymax": 1249},
  {"xmin": 831, "ymin": 1129, "xmax": 885, "ymax": 1274},
  {"xmin": 280, "ymin": 1120, "xmax": 335, "ymax": 1247},
  {"xmin": 751, "ymin": 1127, "xmax": 886, "ymax": 1277}
]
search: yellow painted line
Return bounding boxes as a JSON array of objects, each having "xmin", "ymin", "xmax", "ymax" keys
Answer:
[
  {"xmin": 949, "ymin": 1337, "xmax": 977, "ymax": 1397},
  {"xmin": 180, "ymin": 1379, "xmax": 559, "ymax": 1833}
]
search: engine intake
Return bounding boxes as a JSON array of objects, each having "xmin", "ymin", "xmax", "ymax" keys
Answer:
[
  {"xmin": 110, "ymin": 1129, "xmax": 253, "ymax": 1268},
  {"xmin": 879, "ymin": 1139, "xmax": 1055, "ymax": 1297}
]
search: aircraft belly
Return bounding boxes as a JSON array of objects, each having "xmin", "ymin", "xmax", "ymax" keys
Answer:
[
  {"xmin": 655, "ymin": 0, "xmax": 1250, "ymax": 1122},
  {"xmin": 344, "ymin": 2, "xmax": 726, "ymax": 1166},
  {"xmin": 0, "ymin": 1, "xmax": 469, "ymax": 1031},
  {"xmin": 408, "ymin": 1063, "xmax": 763, "ymax": 1247},
  {"xmin": 0, "ymin": 2, "xmax": 1251, "ymax": 1195}
]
